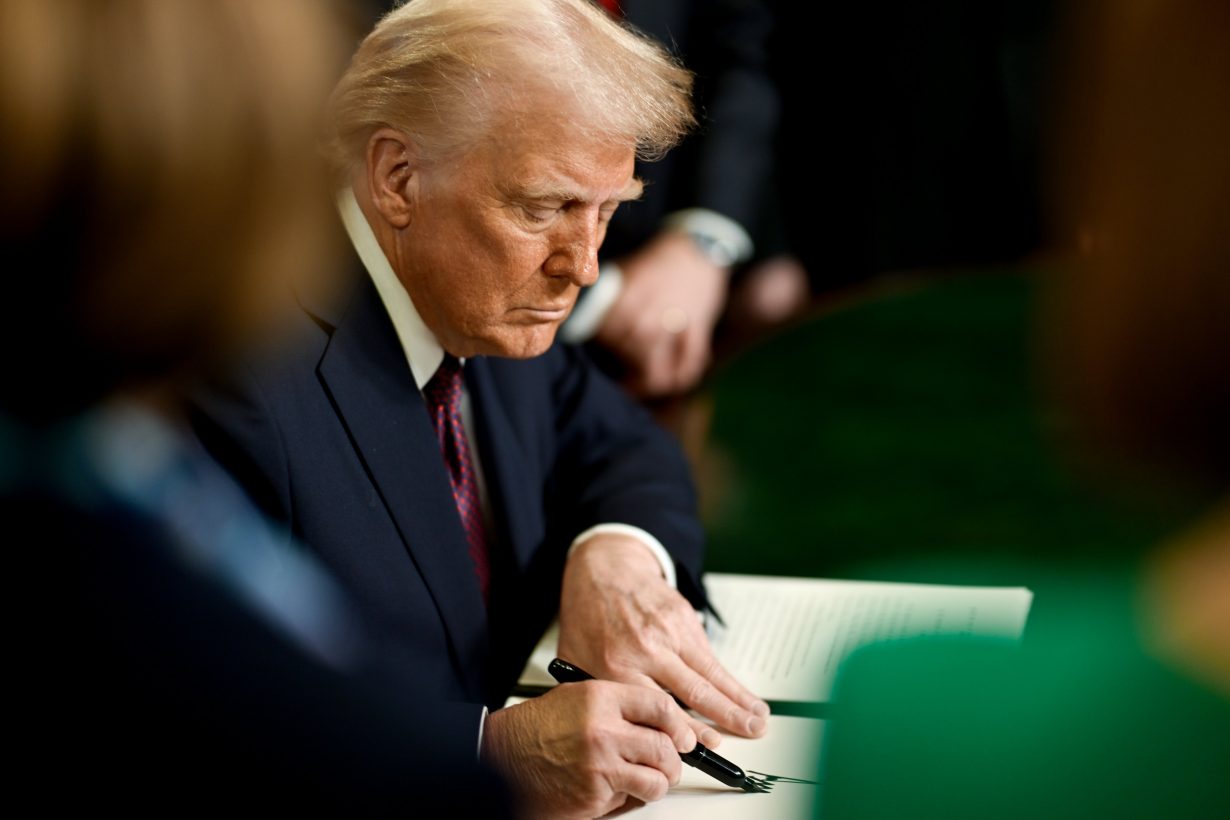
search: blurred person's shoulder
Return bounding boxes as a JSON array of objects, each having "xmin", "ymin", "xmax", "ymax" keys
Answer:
[{"xmin": 822, "ymin": 565, "xmax": 1230, "ymax": 819}]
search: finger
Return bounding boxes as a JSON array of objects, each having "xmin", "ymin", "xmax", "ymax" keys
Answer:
[
  {"xmin": 618, "ymin": 312, "xmax": 665, "ymax": 385},
  {"xmin": 624, "ymin": 671, "xmax": 722, "ymax": 749},
  {"xmin": 639, "ymin": 334, "xmax": 680, "ymax": 396},
  {"xmin": 665, "ymin": 324, "xmax": 701, "ymax": 394},
  {"xmin": 620, "ymin": 724, "xmax": 683, "ymax": 786},
  {"xmin": 608, "ymin": 762, "xmax": 672, "ymax": 805},
  {"xmin": 658, "ymin": 652, "xmax": 766, "ymax": 738},
  {"xmin": 671, "ymin": 325, "xmax": 710, "ymax": 393},
  {"xmin": 687, "ymin": 715, "xmax": 722, "ymax": 749},
  {"xmin": 680, "ymin": 641, "xmax": 771, "ymax": 720},
  {"xmin": 616, "ymin": 683, "xmax": 697, "ymax": 753}
]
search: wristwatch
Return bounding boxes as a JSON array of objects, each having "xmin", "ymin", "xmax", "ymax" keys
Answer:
[
  {"xmin": 662, "ymin": 207, "xmax": 752, "ymax": 269},
  {"xmin": 680, "ymin": 227, "xmax": 740, "ymax": 268}
]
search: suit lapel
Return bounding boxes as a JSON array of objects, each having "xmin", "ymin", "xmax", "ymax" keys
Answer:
[
  {"xmin": 466, "ymin": 358, "xmax": 544, "ymax": 572},
  {"xmin": 314, "ymin": 272, "xmax": 490, "ymax": 699}
]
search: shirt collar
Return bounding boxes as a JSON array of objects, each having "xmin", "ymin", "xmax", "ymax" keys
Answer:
[{"xmin": 336, "ymin": 187, "xmax": 444, "ymax": 390}]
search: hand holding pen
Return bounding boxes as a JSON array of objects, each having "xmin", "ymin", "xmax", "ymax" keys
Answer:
[
  {"xmin": 548, "ymin": 658, "xmax": 769, "ymax": 794},
  {"xmin": 482, "ymin": 670, "xmax": 709, "ymax": 818}
]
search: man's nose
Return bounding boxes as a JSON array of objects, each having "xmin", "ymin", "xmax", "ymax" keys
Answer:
[{"xmin": 545, "ymin": 212, "xmax": 603, "ymax": 287}]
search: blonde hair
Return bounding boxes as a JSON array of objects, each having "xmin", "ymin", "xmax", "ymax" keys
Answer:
[
  {"xmin": 326, "ymin": 0, "xmax": 695, "ymax": 175},
  {"xmin": 0, "ymin": 0, "xmax": 346, "ymax": 419}
]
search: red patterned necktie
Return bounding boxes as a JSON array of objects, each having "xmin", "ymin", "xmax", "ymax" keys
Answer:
[{"xmin": 422, "ymin": 355, "xmax": 491, "ymax": 603}]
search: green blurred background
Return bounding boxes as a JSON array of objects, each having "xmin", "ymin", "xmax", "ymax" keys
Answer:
[{"xmin": 698, "ymin": 269, "xmax": 1189, "ymax": 586}]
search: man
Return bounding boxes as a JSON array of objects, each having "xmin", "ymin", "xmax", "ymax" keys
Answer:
[
  {"xmin": 347, "ymin": 0, "xmax": 784, "ymax": 399},
  {"xmin": 191, "ymin": 0, "xmax": 767, "ymax": 815}
]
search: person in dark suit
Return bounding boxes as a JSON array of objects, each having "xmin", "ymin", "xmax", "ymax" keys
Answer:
[
  {"xmin": 1, "ymin": 0, "xmax": 511, "ymax": 814},
  {"xmin": 190, "ymin": 1, "xmax": 768, "ymax": 816},
  {"xmin": 559, "ymin": 0, "xmax": 782, "ymax": 397}
]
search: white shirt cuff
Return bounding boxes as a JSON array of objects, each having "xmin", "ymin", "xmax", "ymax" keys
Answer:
[
  {"xmin": 662, "ymin": 208, "xmax": 754, "ymax": 268},
  {"xmin": 567, "ymin": 523, "xmax": 677, "ymax": 589},
  {"xmin": 476, "ymin": 705, "xmax": 489, "ymax": 759},
  {"xmin": 560, "ymin": 262, "xmax": 624, "ymax": 344}
]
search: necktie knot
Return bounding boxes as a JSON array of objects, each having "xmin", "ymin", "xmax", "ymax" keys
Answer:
[{"xmin": 423, "ymin": 354, "xmax": 464, "ymax": 431}]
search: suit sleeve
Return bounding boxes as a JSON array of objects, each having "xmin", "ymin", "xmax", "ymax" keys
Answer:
[
  {"xmin": 546, "ymin": 345, "xmax": 709, "ymax": 609},
  {"xmin": 683, "ymin": 0, "xmax": 779, "ymax": 233}
]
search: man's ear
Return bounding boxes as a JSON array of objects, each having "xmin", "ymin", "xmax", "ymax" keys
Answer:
[{"xmin": 364, "ymin": 128, "xmax": 420, "ymax": 229}]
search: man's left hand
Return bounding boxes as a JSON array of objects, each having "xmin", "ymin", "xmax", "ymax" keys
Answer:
[
  {"xmin": 594, "ymin": 231, "xmax": 728, "ymax": 397},
  {"xmin": 558, "ymin": 534, "xmax": 769, "ymax": 741}
]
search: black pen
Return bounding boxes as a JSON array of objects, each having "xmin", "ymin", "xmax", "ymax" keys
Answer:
[{"xmin": 547, "ymin": 657, "xmax": 767, "ymax": 794}]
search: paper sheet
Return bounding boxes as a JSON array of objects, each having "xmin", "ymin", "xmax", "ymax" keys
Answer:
[
  {"xmin": 519, "ymin": 573, "xmax": 1032, "ymax": 702},
  {"xmin": 702, "ymin": 573, "xmax": 1033, "ymax": 702}
]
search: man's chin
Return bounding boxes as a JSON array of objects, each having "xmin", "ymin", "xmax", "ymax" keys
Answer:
[{"xmin": 481, "ymin": 323, "xmax": 561, "ymax": 360}]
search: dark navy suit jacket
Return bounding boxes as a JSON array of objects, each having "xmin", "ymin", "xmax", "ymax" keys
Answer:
[{"xmin": 191, "ymin": 263, "xmax": 707, "ymax": 734}]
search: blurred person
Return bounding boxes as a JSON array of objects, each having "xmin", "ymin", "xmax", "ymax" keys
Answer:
[
  {"xmin": 189, "ymin": 1, "xmax": 769, "ymax": 817},
  {"xmin": 0, "ymin": 0, "xmax": 512, "ymax": 813},
  {"xmin": 557, "ymin": 0, "xmax": 783, "ymax": 397},
  {"xmin": 819, "ymin": 1, "xmax": 1230, "ymax": 816},
  {"xmin": 770, "ymin": 0, "xmax": 1053, "ymax": 291}
]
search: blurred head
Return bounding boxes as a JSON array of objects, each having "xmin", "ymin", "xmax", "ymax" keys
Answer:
[
  {"xmin": 0, "ymin": 0, "xmax": 346, "ymax": 422},
  {"xmin": 1049, "ymin": 0, "xmax": 1230, "ymax": 491},
  {"xmin": 327, "ymin": 0, "xmax": 694, "ymax": 358}
]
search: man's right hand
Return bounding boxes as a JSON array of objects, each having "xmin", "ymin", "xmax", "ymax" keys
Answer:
[{"xmin": 481, "ymin": 680, "xmax": 698, "ymax": 819}]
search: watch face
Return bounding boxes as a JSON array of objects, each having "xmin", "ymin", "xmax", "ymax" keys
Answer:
[{"xmin": 689, "ymin": 231, "xmax": 737, "ymax": 267}]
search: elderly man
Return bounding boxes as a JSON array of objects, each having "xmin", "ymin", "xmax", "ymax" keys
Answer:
[{"xmin": 191, "ymin": 0, "xmax": 766, "ymax": 815}]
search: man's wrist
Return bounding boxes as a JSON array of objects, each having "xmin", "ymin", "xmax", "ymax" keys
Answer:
[
  {"xmin": 568, "ymin": 523, "xmax": 677, "ymax": 589},
  {"xmin": 661, "ymin": 208, "xmax": 754, "ymax": 270}
]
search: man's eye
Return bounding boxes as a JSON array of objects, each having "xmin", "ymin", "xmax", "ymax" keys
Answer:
[{"xmin": 523, "ymin": 205, "xmax": 559, "ymax": 224}]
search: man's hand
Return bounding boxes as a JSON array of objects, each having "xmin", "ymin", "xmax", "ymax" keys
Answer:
[
  {"xmin": 482, "ymin": 680, "xmax": 696, "ymax": 819},
  {"xmin": 557, "ymin": 535, "xmax": 769, "ymax": 741},
  {"xmin": 595, "ymin": 231, "xmax": 729, "ymax": 397}
]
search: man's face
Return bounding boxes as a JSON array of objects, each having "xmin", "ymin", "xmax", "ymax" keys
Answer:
[{"xmin": 393, "ymin": 115, "xmax": 640, "ymax": 359}]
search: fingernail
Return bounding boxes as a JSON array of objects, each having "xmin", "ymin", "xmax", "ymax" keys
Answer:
[
  {"xmin": 701, "ymin": 728, "xmax": 721, "ymax": 747},
  {"xmin": 747, "ymin": 716, "xmax": 765, "ymax": 736},
  {"xmin": 753, "ymin": 701, "xmax": 770, "ymax": 716}
]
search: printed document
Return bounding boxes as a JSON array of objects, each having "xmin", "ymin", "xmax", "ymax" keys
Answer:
[{"xmin": 519, "ymin": 573, "xmax": 1032, "ymax": 703}]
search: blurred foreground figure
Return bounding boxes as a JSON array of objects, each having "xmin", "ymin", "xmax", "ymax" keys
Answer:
[
  {"xmin": 820, "ymin": 1, "xmax": 1230, "ymax": 816},
  {"xmin": 0, "ymin": 1, "xmax": 510, "ymax": 813}
]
